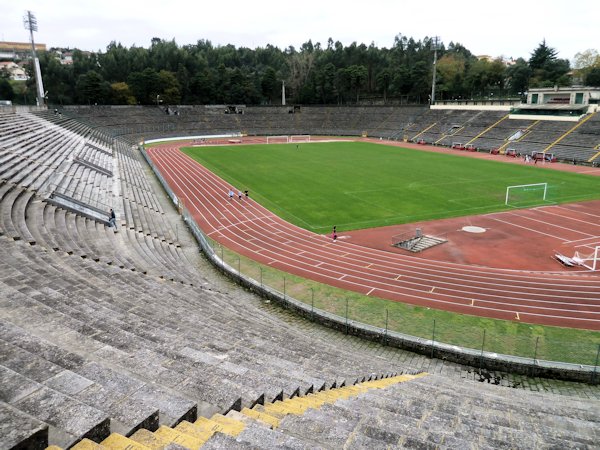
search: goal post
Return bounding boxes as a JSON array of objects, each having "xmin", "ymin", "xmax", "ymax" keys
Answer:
[
  {"xmin": 505, "ymin": 182, "xmax": 548, "ymax": 206},
  {"xmin": 290, "ymin": 135, "xmax": 311, "ymax": 143},
  {"xmin": 266, "ymin": 135, "xmax": 289, "ymax": 144}
]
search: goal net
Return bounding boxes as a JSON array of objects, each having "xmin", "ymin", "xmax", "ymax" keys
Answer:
[
  {"xmin": 290, "ymin": 135, "xmax": 311, "ymax": 143},
  {"xmin": 572, "ymin": 247, "xmax": 600, "ymax": 271},
  {"xmin": 505, "ymin": 183, "xmax": 548, "ymax": 207},
  {"xmin": 266, "ymin": 135, "xmax": 289, "ymax": 144}
]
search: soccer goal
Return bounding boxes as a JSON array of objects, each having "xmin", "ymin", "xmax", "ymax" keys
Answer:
[
  {"xmin": 266, "ymin": 135, "xmax": 289, "ymax": 144},
  {"xmin": 505, "ymin": 182, "xmax": 548, "ymax": 206},
  {"xmin": 290, "ymin": 135, "xmax": 311, "ymax": 143}
]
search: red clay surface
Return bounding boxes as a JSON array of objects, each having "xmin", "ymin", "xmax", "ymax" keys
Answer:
[{"xmin": 147, "ymin": 138, "xmax": 600, "ymax": 330}]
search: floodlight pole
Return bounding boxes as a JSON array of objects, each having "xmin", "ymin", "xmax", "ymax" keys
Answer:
[
  {"xmin": 281, "ymin": 80, "xmax": 286, "ymax": 106},
  {"xmin": 430, "ymin": 36, "xmax": 441, "ymax": 106},
  {"xmin": 24, "ymin": 10, "xmax": 45, "ymax": 107}
]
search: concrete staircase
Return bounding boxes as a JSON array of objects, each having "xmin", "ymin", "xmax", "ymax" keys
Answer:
[{"xmin": 44, "ymin": 373, "xmax": 424, "ymax": 449}]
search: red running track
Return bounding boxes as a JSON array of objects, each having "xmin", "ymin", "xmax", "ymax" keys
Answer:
[{"xmin": 147, "ymin": 143, "xmax": 600, "ymax": 330}]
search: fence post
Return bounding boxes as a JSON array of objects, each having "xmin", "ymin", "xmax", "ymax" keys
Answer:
[
  {"xmin": 383, "ymin": 308, "xmax": 388, "ymax": 346},
  {"xmin": 479, "ymin": 329, "xmax": 486, "ymax": 375},
  {"xmin": 532, "ymin": 336, "xmax": 540, "ymax": 378},
  {"xmin": 260, "ymin": 268, "xmax": 263, "ymax": 288},
  {"xmin": 221, "ymin": 246, "xmax": 224, "ymax": 271},
  {"xmin": 283, "ymin": 277, "xmax": 286, "ymax": 300},
  {"xmin": 431, "ymin": 319, "xmax": 436, "ymax": 359},
  {"xmin": 310, "ymin": 288, "xmax": 314, "ymax": 321},
  {"xmin": 592, "ymin": 344, "xmax": 600, "ymax": 385},
  {"xmin": 345, "ymin": 298, "xmax": 349, "ymax": 334},
  {"xmin": 533, "ymin": 336, "xmax": 539, "ymax": 361},
  {"xmin": 237, "ymin": 256, "xmax": 240, "ymax": 277}
]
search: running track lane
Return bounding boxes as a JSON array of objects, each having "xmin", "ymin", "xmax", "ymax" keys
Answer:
[{"xmin": 147, "ymin": 144, "xmax": 600, "ymax": 330}]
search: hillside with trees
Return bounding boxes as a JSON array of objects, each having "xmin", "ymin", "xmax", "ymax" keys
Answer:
[{"xmin": 3, "ymin": 35, "xmax": 596, "ymax": 106}]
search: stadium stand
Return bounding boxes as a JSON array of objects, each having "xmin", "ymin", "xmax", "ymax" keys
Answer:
[
  {"xmin": 54, "ymin": 105, "xmax": 600, "ymax": 164},
  {"xmin": 60, "ymin": 105, "xmax": 428, "ymax": 143},
  {"xmin": 1, "ymin": 109, "xmax": 600, "ymax": 449}
]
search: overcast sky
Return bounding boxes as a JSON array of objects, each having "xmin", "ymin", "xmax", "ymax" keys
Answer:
[{"xmin": 1, "ymin": 0, "xmax": 597, "ymax": 63}]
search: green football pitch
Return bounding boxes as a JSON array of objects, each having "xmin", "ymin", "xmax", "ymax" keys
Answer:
[{"xmin": 182, "ymin": 141, "xmax": 600, "ymax": 234}]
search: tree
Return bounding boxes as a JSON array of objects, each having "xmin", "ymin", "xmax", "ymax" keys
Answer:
[
  {"xmin": 127, "ymin": 68, "xmax": 160, "ymax": 104},
  {"xmin": 158, "ymin": 70, "xmax": 181, "ymax": 104},
  {"xmin": 573, "ymin": 49, "xmax": 600, "ymax": 82},
  {"xmin": 110, "ymin": 82, "xmax": 136, "ymax": 104},
  {"xmin": 586, "ymin": 67, "xmax": 600, "ymax": 87},
  {"xmin": 76, "ymin": 70, "xmax": 108, "ymax": 104},
  {"xmin": 436, "ymin": 53, "xmax": 466, "ymax": 100},
  {"xmin": 260, "ymin": 67, "xmax": 279, "ymax": 104},
  {"xmin": 528, "ymin": 40, "xmax": 570, "ymax": 87},
  {"xmin": 287, "ymin": 51, "xmax": 315, "ymax": 102},
  {"xmin": 375, "ymin": 68, "xmax": 392, "ymax": 103},
  {"xmin": 190, "ymin": 70, "xmax": 216, "ymax": 104},
  {"xmin": 316, "ymin": 62, "xmax": 338, "ymax": 104},
  {"xmin": 505, "ymin": 58, "xmax": 530, "ymax": 96},
  {"xmin": 0, "ymin": 78, "xmax": 14, "ymax": 101},
  {"xmin": 345, "ymin": 65, "xmax": 368, "ymax": 103},
  {"xmin": 529, "ymin": 40, "xmax": 558, "ymax": 70}
]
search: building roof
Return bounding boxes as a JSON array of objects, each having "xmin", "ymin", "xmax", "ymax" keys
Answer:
[{"xmin": 515, "ymin": 103, "xmax": 588, "ymax": 111}]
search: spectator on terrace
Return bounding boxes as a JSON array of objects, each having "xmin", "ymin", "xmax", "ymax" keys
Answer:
[{"xmin": 108, "ymin": 209, "xmax": 117, "ymax": 229}]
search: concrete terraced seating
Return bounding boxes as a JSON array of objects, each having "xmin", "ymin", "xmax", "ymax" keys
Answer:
[
  {"xmin": 0, "ymin": 232, "xmax": 416, "ymax": 449},
  {"xmin": 1, "ymin": 112, "xmax": 204, "ymax": 284},
  {"xmin": 265, "ymin": 373, "xmax": 600, "ymax": 449},
  {"xmin": 62, "ymin": 105, "xmax": 428, "ymax": 142},
  {"xmin": 470, "ymin": 118, "xmax": 535, "ymax": 151},
  {"xmin": 508, "ymin": 120, "xmax": 573, "ymax": 156},
  {"xmin": 404, "ymin": 109, "xmax": 477, "ymax": 144},
  {"xmin": 434, "ymin": 111, "xmax": 506, "ymax": 147}
]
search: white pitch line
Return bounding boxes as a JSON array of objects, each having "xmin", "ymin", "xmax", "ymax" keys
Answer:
[
  {"xmin": 489, "ymin": 216, "xmax": 567, "ymax": 240},
  {"xmin": 564, "ymin": 237, "xmax": 600, "ymax": 245},
  {"xmin": 574, "ymin": 242, "xmax": 600, "ymax": 249},
  {"xmin": 510, "ymin": 212, "xmax": 597, "ymax": 238}
]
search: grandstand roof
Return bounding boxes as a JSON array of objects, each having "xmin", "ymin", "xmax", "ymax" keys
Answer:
[{"xmin": 515, "ymin": 104, "xmax": 588, "ymax": 111}]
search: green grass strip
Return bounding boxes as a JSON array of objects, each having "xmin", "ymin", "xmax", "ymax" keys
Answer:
[{"xmin": 212, "ymin": 240, "xmax": 600, "ymax": 365}]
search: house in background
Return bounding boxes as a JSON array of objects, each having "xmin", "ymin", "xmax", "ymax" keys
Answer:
[{"xmin": 0, "ymin": 61, "xmax": 29, "ymax": 81}]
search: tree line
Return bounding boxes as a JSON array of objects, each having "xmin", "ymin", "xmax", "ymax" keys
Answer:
[{"xmin": 2, "ymin": 35, "xmax": 600, "ymax": 106}]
